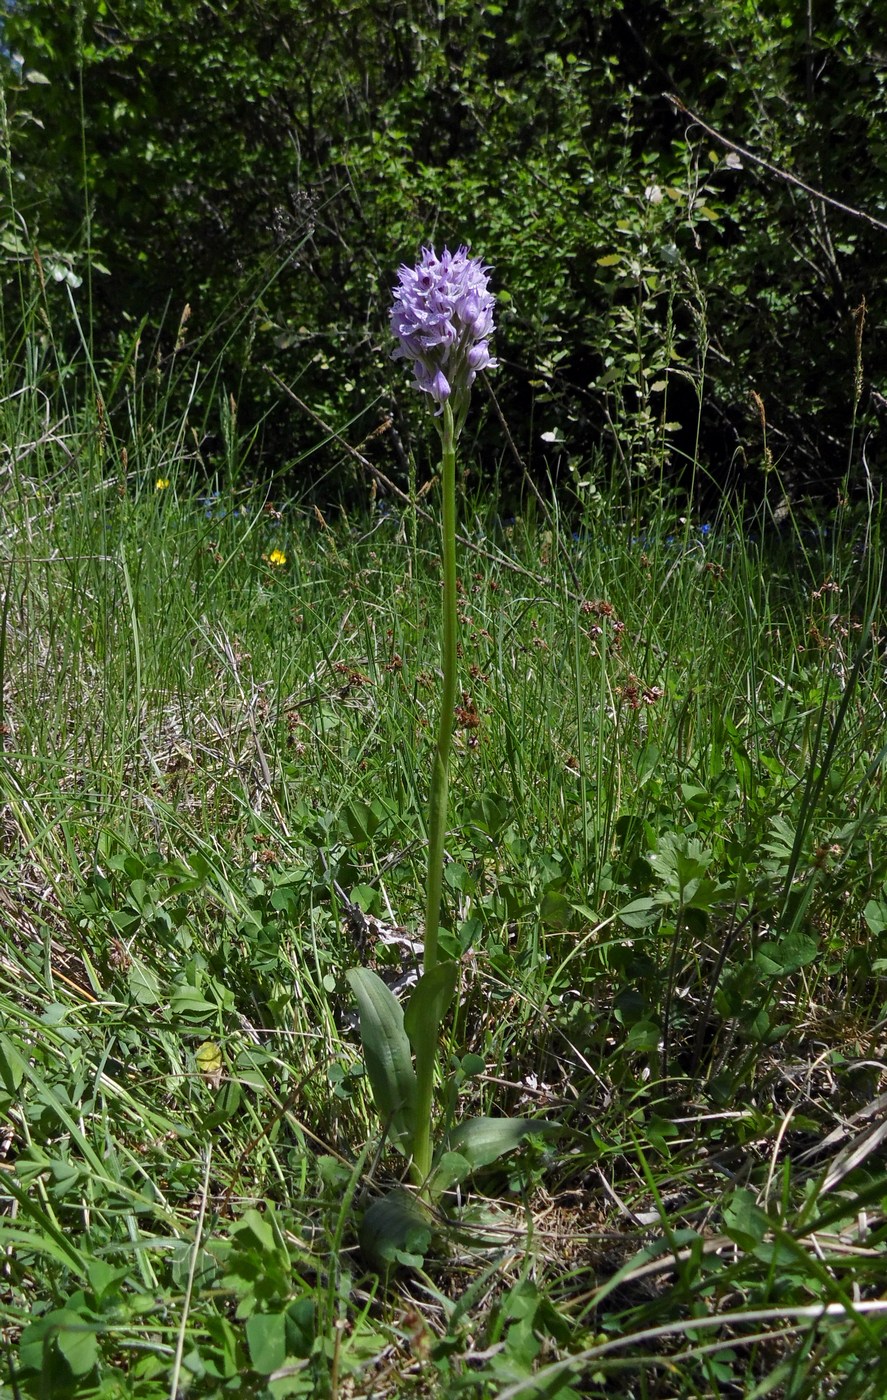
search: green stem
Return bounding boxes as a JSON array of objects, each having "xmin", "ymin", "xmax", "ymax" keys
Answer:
[{"xmin": 412, "ymin": 401, "xmax": 457, "ymax": 1184}]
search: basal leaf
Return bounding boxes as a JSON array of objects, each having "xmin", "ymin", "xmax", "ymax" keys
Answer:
[
  {"xmin": 347, "ymin": 968, "xmax": 416, "ymax": 1151},
  {"xmin": 444, "ymin": 1116, "xmax": 554, "ymax": 1172}
]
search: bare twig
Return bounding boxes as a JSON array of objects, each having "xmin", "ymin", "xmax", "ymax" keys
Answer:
[{"xmin": 666, "ymin": 93, "xmax": 887, "ymax": 235}]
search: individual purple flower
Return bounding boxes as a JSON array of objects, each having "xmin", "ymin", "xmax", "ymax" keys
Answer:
[{"xmin": 390, "ymin": 245, "xmax": 497, "ymax": 427}]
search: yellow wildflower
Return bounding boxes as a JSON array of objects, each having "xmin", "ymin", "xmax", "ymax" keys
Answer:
[
  {"xmin": 155, "ymin": 477, "xmax": 171, "ymax": 491},
  {"xmin": 267, "ymin": 548, "xmax": 287, "ymax": 568}
]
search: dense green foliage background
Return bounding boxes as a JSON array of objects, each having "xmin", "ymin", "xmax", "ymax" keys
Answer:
[{"xmin": 1, "ymin": 0, "xmax": 885, "ymax": 501}]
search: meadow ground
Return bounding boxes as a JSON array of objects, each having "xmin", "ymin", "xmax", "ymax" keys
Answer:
[{"xmin": 1, "ymin": 387, "xmax": 887, "ymax": 1396}]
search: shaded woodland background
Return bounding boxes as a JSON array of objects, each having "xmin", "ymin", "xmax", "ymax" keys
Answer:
[{"xmin": 1, "ymin": 0, "xmax": 885, "ymax": 506}]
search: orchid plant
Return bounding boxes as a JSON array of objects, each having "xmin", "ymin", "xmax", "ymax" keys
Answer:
[{"xmin": 347, "ymin": 248, "xmax": 548, "ymax": 1261}]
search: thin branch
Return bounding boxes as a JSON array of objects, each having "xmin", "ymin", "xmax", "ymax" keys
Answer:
[{"xmin": 666, "ymin": 93, "xmax": 887, "ymax": 235}]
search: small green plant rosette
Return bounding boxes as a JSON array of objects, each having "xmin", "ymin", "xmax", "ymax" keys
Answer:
[{"xmin": 358, "ymin": 1116, "xmax": 556, "ymax": 1269}]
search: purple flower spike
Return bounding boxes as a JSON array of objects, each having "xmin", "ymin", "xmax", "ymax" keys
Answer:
[{"xmin": 390, "ymin": 244, "xmax": 497, "ymax": 425}]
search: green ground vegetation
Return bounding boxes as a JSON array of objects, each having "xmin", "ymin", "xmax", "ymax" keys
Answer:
[
  {"xmin": 2, "ymin": 5, "xmax": 887, "ymax": 1386},
  {"xmin": 1, "ymin": 292, "xmax": 887, "ymax": 1396}
]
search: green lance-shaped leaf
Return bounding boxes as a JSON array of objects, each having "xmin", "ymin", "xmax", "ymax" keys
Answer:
[
  {"xmin": 403, "ymin": 960, "xmax": 459, "ymax": 1062},
  {"xmin": 443, "ymin": 1115, "xmax": 555, "ymax": 1172},
  {"xmin": 346, "ymin": 968, "xmax": 417, "ymax": 1152}
]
